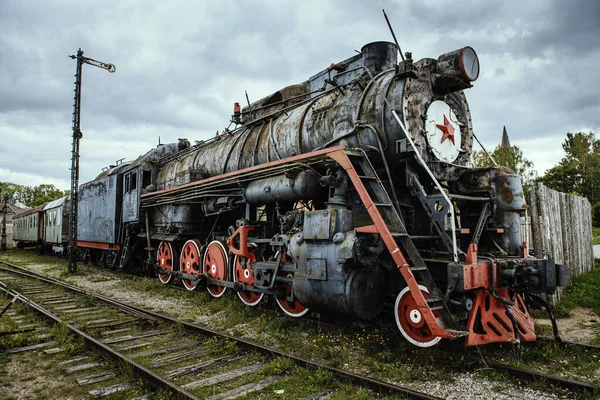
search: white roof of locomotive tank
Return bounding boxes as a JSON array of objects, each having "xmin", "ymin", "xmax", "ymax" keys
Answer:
[{"xmin": 43, "ymin": 195, "xmax": 69, "ymax": 211}]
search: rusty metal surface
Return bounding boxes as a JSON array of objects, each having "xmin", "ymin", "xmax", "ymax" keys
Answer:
[
  {"xmin": 122, "ymin": 182, "xmax": 139, "ymax": 223},
  {"xmin": 153, "ymin": 42, "xmax": 476, "ymax": 194},
  {"xmin": 66, "ymin": 41, "xmax": 570, "ymax": 348},
  {"xmin": 454, "ymin": 167, "xmax": 526, "ymax": 256},
  {"xmin": 43, "ymin": 196, "xmax": 69, "ymax": 245},
  {"xmin": 244, "ymin": 171, "xmax": 321, "ymax": 205},
  {"xmin": 12, "ymin": 205, "xmax": 44, "ymax": 242},
  {"xmin": 78, "ymin": 172, "xmax": 120, "ymax": 244}
]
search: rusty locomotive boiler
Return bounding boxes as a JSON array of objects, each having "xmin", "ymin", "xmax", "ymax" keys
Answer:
[{"xmin": 76, "ymin": 42, "xmax": 569, "ymax": 347}]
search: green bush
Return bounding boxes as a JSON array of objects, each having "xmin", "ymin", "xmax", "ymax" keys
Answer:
[
  {"xmin": 593, "ymin": 226, "xmax": 600, "ymax": 246},
  {"xmin": 593, "ymin": 202, "xmax": 600, "ymax": 227}
]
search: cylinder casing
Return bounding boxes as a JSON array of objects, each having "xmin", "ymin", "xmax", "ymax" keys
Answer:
[{"xmin": 244, "ymin": 171, "xmax": 322, "ymax": 205}]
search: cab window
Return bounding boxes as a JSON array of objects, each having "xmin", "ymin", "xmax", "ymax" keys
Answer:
[{"xmin": 130, "ymin": 172, "xmax": 137, "ymax": 192}]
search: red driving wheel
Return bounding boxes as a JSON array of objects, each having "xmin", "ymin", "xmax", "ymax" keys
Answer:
[
  {"xmin": 233, "ymin": 244, "xmax": 264, "ymax": 306},
  {"xmin": 157, "ymin": 241, "xmax": 176, "ymax": 284},
  {"xmin": 275, "ymin": 252, "xmax": 308, "ymax": 317},
  {"xmin": 180, "ymin": 239, "xmax": 202, "ymax": 291},
  {"xmin": 203, "ymin": 240, "xmax": 228, "ymax": 298},
  {"xmin": 394, "ymin": 284, "xmax": 442, "ymax": 347}
]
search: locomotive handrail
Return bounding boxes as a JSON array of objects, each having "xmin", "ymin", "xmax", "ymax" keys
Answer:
[
  {"xmin": 358, "ymin": 64, "xmax": 460, "ymax": 263},
  {"xmin": 141, "ymin": 146, "xmax": 345, "ymax": 207},
  {"xmin": 392, "ymin": 108, "xmax": 459, "ymax": 262}
]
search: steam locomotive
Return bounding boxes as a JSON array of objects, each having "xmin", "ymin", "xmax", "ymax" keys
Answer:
[{"xmin": 23, "ymin": 42, "xmax": 571, "ymax": 347}]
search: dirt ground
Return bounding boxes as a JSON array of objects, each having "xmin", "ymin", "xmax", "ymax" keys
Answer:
[
  {"xmin": 537, "ymin": 307, "xmax": 600, "ymax": 343},
  {"xmin": 0, "ymin": 252, "xmax": 596, "ymax": 399}
]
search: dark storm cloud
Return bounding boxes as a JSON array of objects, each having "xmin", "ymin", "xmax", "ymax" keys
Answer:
[
  {"xmin": 513, "ymin": 0, "xmax": 600, "ymax": 57},
  {"xmin": 0, "ymin": 0, "xmax": 598, "ymax": 185}
]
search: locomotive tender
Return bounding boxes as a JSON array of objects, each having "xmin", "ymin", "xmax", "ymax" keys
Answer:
[{"xmin": 24, "ymin": 41, "xmax": 571, "ymax": 347}]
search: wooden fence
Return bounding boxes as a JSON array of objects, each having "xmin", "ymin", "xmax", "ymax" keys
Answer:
[{"xmin": 528, "ymin": 183, "xmax": 594, "ymax": 298}]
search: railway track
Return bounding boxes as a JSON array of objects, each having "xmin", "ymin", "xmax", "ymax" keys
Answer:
[
  {"xmin": 0, "ymin": 260, "xmax": 440, "ymax": 400},
  {"xmin": 1, "ymin": 259, "xmax": 597, "ymax": 399}
]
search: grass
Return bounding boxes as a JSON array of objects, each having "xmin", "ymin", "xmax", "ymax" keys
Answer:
[
  {"xmin": 593, "ymin": 226, "xmax": 600, "ymax": 245},
  {"xmin": 3, "ymin": 248, "xmax": 598, "ymax": 397},
  {"xmin": 554, "ymin": 258, "xmax": 600, "ymax": 317}
]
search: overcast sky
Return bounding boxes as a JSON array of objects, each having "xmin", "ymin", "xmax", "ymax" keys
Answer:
[{"xmin": 1, "ymin": 0, "xmax": 599, "ymax": 190}]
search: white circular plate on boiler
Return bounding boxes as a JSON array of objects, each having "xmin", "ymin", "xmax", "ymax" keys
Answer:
[{"xmin": 425, "ymin": 100, "xmax": 462, "ymax": 163}]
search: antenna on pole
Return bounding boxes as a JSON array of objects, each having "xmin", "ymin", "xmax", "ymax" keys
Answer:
[
  {"xmin": 472, "ymin": 132, "xmax": 498, "ymax": 166},
  {"xmin": 245, "ymin": 90, "xmax": 252, "ymax": 114},
  {"xmin": 382, "ymin": 9, "xmax": 405, "ymax": 62},
  {"xmin": 1, "ymin": 194, "xmax": 7, "ymax": 252},
  {"xmin": 67, "ymin": 48, "xmax": 115, "ymax": 274}
]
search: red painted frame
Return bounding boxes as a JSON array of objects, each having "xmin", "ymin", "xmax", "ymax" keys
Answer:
[{"xmin": 77, "ymin": 240, "xmax": 121, "ymax": 251}]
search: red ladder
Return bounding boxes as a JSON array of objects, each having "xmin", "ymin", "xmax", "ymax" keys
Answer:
[{"xmin": 329, "ymin": 148, "xmax": 467, "ymax": 339}]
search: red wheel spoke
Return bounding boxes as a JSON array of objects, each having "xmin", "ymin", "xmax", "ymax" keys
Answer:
[
  {"xmin": 203, "ymin": 241, "xmax": 228, "ymax": 298},
  {"xmin": 394, "ymin": 285, "xmax": 441, "ymax": 347},
  {"xmin": 157, "ymin": 241, "xmax": 176, "ymax": 285},
  {"xmin": 274, "ymin": 252, "xmax": 308, "ymax": 317},
  {"xmin": 233, "ymin": 244, "xmax": 263, "ymax": 306},
  {"xmin": 180, "ymin": 239, "xmax": 202, "ymax": 291}
]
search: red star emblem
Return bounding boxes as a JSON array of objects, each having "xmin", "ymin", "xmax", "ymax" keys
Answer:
[{"xmin": 436, "ymin": 115, "xmax": 455, "ymax": 145}]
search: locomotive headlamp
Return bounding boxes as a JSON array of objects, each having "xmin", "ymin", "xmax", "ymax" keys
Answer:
[
  {"xmin": 460, "ymin": 47, "xmax": 480, "ymax": 81},
  {"xmin": 436, "ymin": 46, "xmax": 480, "ymax": 82},
  {"xmin": 433, "ymin": 46, "xmax": 480, "ymax": 93}
]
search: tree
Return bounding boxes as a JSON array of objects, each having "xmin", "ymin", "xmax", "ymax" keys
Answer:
[
  {"xmin": 0, "ymin": 182, "xmax": 28, "ymax": 204},
  {"xmin": 541, "ymin": 132, "xmax": 600, "ymax": 204},
  {"xmin": 0, "ymin": 182, "xmax": 68, "ymax": 207},
  {"xmin": 472, "ymin": 145, "xmax": 537, "ymax": 187}
]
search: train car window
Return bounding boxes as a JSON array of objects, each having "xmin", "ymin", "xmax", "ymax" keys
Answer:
[
  {"xmin": 142, "ymin": 170, "xmax": 151, "ymax": 188},
  {"xmin": 124, "ymin": 174, "xmax": 130, "ymax": 193},
  {"xmin": 131, "ymin": 172, "xmax": 137, "ymax": 192},
  {"xmin": 57, "ymin": 212, "xmax": 61, "ymax": 226}
]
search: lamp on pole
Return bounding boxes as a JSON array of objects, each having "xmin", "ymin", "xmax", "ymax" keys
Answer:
[
  {"xmin": 1, "ymin": 193, "xmax": 7, "ymax": 252},
  {"xmin": 67, "ymin": 49, "xmax": 115, "ymax": 273}
]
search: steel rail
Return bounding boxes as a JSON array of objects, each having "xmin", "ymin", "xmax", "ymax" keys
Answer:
[
  {"xmin": 2, "ymin": 260, "xmax": 598, "ymax": 396},
  {"xmin": 537, "ymin": 335, "xmax": 600, "ymax": 352},
  {"xmin": 0, "ymin": 281, "xmax": 201, "ymax": 400},
  {"xmin": 0, "ymin": 260, "xmax": 439, "ymax": 400},
  {"xmin": 485, "ymin": 361, "xmax": 597, "ymax": 394},
  {"xmin": 435, "ymin": 340, "xmax": 599, "ymax": 394}
]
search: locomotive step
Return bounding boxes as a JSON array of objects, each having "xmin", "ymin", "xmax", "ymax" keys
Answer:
[
  {"xmin": 426, "ymin": 296, "xmax": 444, "ymax": 304},
  {"xmin": 390, "ymin": 231, "xmax": 408, "ymax": 237},
  {"xmin": 443, "ymin": 329, "xmax": 470, "ymax": 338}
]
